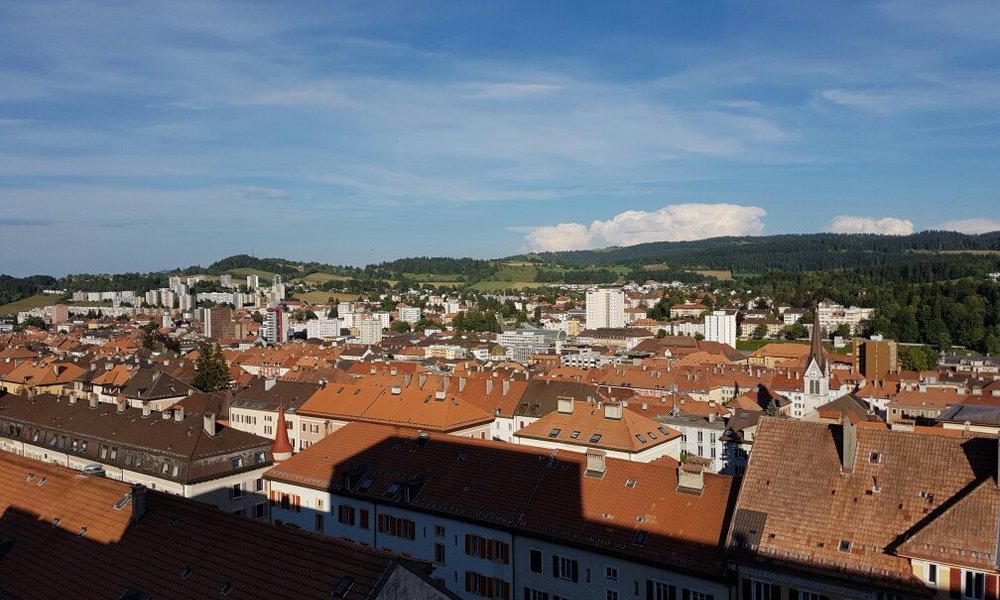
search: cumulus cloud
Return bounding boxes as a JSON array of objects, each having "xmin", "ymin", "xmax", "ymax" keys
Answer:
[
  {"xmin": 829, "ymin": 215, "xmax": 914, "ymax": 235},
  {"xmin": 937, "ymin": 218, "xmax": 1000, "ymax": 234},
  {"xmin": 523, "ymin": 203, "xmax": 767, "ymax": 252}
]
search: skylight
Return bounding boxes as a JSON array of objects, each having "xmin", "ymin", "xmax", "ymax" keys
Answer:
[
  {"xmin": 548, "ymin": 428, "xmax": 561, "ymax": 438},
  {"xmin": 657, "ymin": 426, "xmax": 670, "ymax": 436},
  {"xmin": 570, "ymin": 431, "xmax": 580, "ymax": 439},
  {"xmin": 359, "ymin": 478, "xmax": 375, "ymax": 492},
  {"xmin": 633, "ymin": 530, "xmax": 648, "ymax": 545},
  {"xmin": 838, "ymin": 539, "xmax": 852, "ymax": 553},
  {"xmin": 589, "ymin": 433, "xmax": 602, "ymax": 443},
  {"xmin": 635, "ymin": 434, "xmax": 647, "ymax": 444}
]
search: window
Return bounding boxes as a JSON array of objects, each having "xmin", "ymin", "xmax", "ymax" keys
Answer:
[
  {"xmin": 230, "ymin": 483, "xmax": 242, "ymax": 500},
  {"xmin": 529, "ymin": 549, "xmax": 543, "ymax": 573},
  {"xmin": 100, "ymin": 445, "xmax": 108, "ymax": 460},
  {"xmin": 837, "ymin": 539, "xmax": 851, "ymax": 553},
  {"xmin": 434, "ymin": 543, "xmax": 446, "ymax": 564},
  {"xmin": 689, "ymin": 592, "xmax": 713, "ymax": 600},
  {"xmin": 254, "ymin": 503, "xmax": 266, "ymax": 518},
  {"xmin": 796, "ymin": 592, "xmax": 830, "ymax": 600},
  {"xmin": 377, "ymin": 514, "xmax": 415, "ymax": 540},
  {"xmin": 635, "ymin": 434, "xmax": 647, "ymax": 444},
  {"xmin": 869, "ymin": 451, "xmax": 882, "ymax": 464},
  {"xmin": 359, "ymin": 509, "xmax": 369, "ymax": 529},
  {"xmin": 927, "ymin": 563, "xmax": 937, "ymax": 585},
  {"xmin": 553, "ymin": 555, "xmax": 579, "ymax": 582},
  {"xmin": 645, "ymin": 581, "xmax": 675, "ymax": 600},
  {"xmin": 965, "ymin": 570, "xmax": 986, "ymax": 600},
  {"xmin": 231, "ymin": 456, "xmax": 244, "ymax": 469},
  {"xmin": 524, "ymin": 589, "xmax": 548, "ymax": 600},
  {"xmin": 338, "ymin": 505, "xmax": 356, "ymax": 526},
  {"xmin": 110, "ymin": 447, "xmax": 117, "ymax": 461},
  {"xmin": 570, "ymin": 431, "xmax": 580, "ymax": 439},
  {"xmin": 589, "ymin": 433, "xmax": 602, "ymax": 443},
  {"xmin": 605, "ymin": 566, "xmax": 618, "ymax": 582},
  {"xmin": 548, "ymin": 428, "xmax": 561, "ymax": 438},
  {"xmin": 464, "ymin": 571, "xmax": 510, "ymax": 600},
  {"xmin": 606, "ymin": 592, "xmax": 619, "ymax": 600},
  {"xmin": 464, "ymin": 534, "xmax": 510, "ymax": 564},
  {"xmin": 314, "ymin": 513, "xmax": 324, "ymax": 531},
  {"xmin": 255, "ymin": 478, "xmax": 264, "ymax": 492},
  {"xmin": 434, "ymin": 524, "xmax": 446, "ymax": 538},
  {"xmin": 744, "ymin": 580, "xmax": 779, "ymax": 600}
]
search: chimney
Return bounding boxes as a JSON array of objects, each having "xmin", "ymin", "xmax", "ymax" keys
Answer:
[
  {"xmin": 604, "ymin": 402, "xmax": 623, "ymax": 420},
  {"xmin": 129, "ymin": 484, "xmax": 147, "ymax": 525},
  {"xmin": 677, "ymin": 463, "xmax": 705, "ymax": 494},
  {"xmin": 459, "ymin": 377, "xmax": 467, "ymax": 392},
  {"xmin": 708, "ymin": 411, "xmax": 715, "ymax": 423},
  {"xmin": 203, "ymin": 412, "xmax": 218, "ymax": 437},
  {"xmin": 69, "ymin": 395, "xmax": 77, "ymax": 405},
  {"xmin": 174, "ymin": 406, "xmax": 185, "ymax": 422},
  {"xmin": 840, "ymin": 416, "xmax": 857, "ymax": 471},
  {"xmin": 161, "ymin": 410, "xmax": 171, "ymax": 420},
  {"xmin": 486, "ymin": 379, "xmax": 494, "ymax": 396},
  {"xmin": 142, "ymin": 403, "xmax": 151, "ymax": 418},
  {"xmin": 391, "ymin": 386, "xmax": 401, "ymax": 395},
  {"xmin": 585, "ymin": 449, "xmax": 607, "ymax": 478},
  {"xmin": 502, "ymin": 379, "xmax": 510, "ymax": 396},
  {"xmin": 557, "ymin": 397, "xmax": 574, "ymax": 414},
  {"xmin": 89, "ymin": 396, "xmax": 98, "ymax": 409},
  {"xmin": 116, "ymin": 398, "xmax": 126, "ymax": 413},
  {"xmin": 264, "ymin": 378, "xmax": 277, "ymax": 392}
]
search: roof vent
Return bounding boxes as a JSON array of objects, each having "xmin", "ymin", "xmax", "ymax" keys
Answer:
[
  {"xmin": 417, "ymin": 431, "xmax": 430, "ymax": 448},
  {"xmin": 81, "ymin": 464, "xmax": 105, "ymax": 478}
]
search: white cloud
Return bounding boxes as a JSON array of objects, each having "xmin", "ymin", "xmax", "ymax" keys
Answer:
[
  {"xmin": 465, "ymin": 83, "xmax": 564, "ymax": 100},
  {"xmin": 523, "ymin": 203, "xmax": 767, "ymax": 252},
  {"xmin": 829, "ymin": 215, "xmax": 914, "ymax": 235},
  {"xmin": 937, "ymin": 218, "xmax": 1000, "ymax": 234}
]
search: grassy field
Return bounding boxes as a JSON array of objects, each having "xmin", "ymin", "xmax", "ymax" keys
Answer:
[
  {"xmin": 493, "ymin": 263, "xmax": 538, "ymax": 282},
  {"xmin": 0, "ymin": 294, "xmax": 63, "ymax": 315},
  {"xmin": 293, "ymin": 272, "xmax": 352, "ymax": 284},
  {"xmin": 692, "ymin": 269, "xmax": 733, "ymax": 280},
  {"xmin": 470, "ymin": 280, "xmax": 547, "ymax": 291},
  {"xmin": 292, "ymin": 291, "xmax": 360, "ymax": 304},
  {"xmin": 402, "ymin": 272, "xmax": 466, "ymax": 282}
]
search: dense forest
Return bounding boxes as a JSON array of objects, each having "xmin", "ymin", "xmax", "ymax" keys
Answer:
[{"xmin": 516, "ymin": 231, "xmax": 1000, "ymax": 272}]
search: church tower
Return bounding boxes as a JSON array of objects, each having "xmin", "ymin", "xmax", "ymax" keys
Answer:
[{"xmin": 802, "ymin": 308, "xmax": 830, "ymax": 406}]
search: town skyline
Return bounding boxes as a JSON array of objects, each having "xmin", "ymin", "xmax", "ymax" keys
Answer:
[{"xmin": 2, "ymin": 1, "xmax": 1000, "ymax": 274}]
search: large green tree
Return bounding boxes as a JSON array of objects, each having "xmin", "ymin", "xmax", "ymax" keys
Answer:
[{"xmin": 193, "ymin": 342, "xmax": 230, "ymax": 392}]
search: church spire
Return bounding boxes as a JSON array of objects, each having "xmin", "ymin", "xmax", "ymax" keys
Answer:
[
  {"xmin": 808, "ymin": 307, "xmax": 827, "ymax": 372},
  {"xmin": 272, "ymin": 401, "xmax": 293, "ymax": 463}
]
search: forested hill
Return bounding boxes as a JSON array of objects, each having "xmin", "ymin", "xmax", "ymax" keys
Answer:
[{"xmin": 515, "ymin": 231, "xmax": 1000, "ymax": 272}]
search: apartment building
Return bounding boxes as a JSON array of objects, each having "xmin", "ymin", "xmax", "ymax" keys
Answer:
[
  {"xmin": 266, "ymin": 422, "xmax": 734, "ymax": 600},
  {"xmin": 585, "ymin": 288, "xmax": 626, "ymax": 329},
  {"xmin": 0, "ymin": 451, "xmax": 453, "ymax": 599},
  {"xmin": 728, "ymin": 417, "xmax": 1000, "ymax": 599},
  {"xmin": 0, "ymin": 393, "xmax": 274, "ymax": 514}
]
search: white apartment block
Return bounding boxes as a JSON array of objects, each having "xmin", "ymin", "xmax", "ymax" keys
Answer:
[
  {"xmin": 585, "ymin": 288, "xmax": 625, "ymax": 329},
  {"xmin": 817, "ymin": 301, "xmax": 875, "ymax": 335},
  {"xmin": 704, "ymin": 310, "xmax": 737, "ymax": 348}
]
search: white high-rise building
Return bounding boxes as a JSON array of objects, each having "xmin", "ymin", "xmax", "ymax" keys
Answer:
[
  {"xmin": 264, "ymin": 303, "xmax": 287, "ymax": 344},
  {"xmin": 357, "ymin": 318, "xmax": 383, "ymax": 345},
  {"xmin": 704, "ymin": 310, "xmax": 737, "ymax": 348},
  {"xmin": 585, "ymin": 288, "xmax": 625, "ymax": 329},
  {"xmin": 247, "ymin": 275, "xmax": 260, "ymax": 290},
  {"xmin": 306, "ymin": 317, "xmax": 342, "ymax": 340}
]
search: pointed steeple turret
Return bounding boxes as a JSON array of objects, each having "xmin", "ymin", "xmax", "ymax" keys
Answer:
[
  {"xmin": 272, "ymin": 401, "xmax": 293, "ymax": 463},
  {"xmin": 807, "ymin": 308, "xmax": 827, "ymax": 372}
]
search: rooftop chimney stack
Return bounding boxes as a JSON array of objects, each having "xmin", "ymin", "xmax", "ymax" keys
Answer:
[
  {"xmin": 174, "ymin": 406, "xmax": 185, "ymax": 422},
  {"xmin": 141, "ymin": 403, "xmax": 151, "ymax": 418},
  {"xmin": 557, "ymin": 396, "xmax": 574, "ymax": 414},
  {"xmin": 585, "ymin": 449, "xmax": 607, "ymax": 478},
  {"xmin": 604, "ymin": 402, "xmax": 623, "ymax": 420},
  {"xmin": 203, "ymin": 412, "xmax": 218, "ymax": 437},
  {"xmin": 841, "ymin": 416, "xmax": 858, "ymax": 471},
  {"xmin": 677, "ymin": 463, "xmax": 705, "ymax": 495},
  {"xmin": 88, "ymin": 396, "xmax": 98, "ymax": 409},
  {"xmin": 264, "ymin": 378, "xmax": 277, "ymax": 392}
]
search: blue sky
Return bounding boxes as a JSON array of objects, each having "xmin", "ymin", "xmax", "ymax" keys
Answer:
[{"xmin": 1, "ymin": 0, "xmax": 999, "ymax": 275}]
